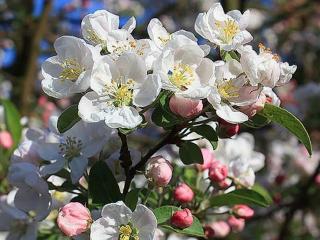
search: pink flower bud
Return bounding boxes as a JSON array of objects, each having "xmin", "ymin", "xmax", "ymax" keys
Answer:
[
  {"xmin": 205, "ymin": 221, "xmax": 230, "ymax": 238},
  {"xmin": 209, "ymin": 161, "xmax": 228, "ymax": 182},
  {"xmin": 239, "ymin": 93, "xmax": 266, "ymax": 117},
  {"xmin": 196, "ymin": 148, "xmax": 215, "ymax": 171},
  {"xmin": 0, "ymin": 130, "xmax": 13, "ymax": 149},
  {"xmin": 57, "ymin": 202, "xmax": 92, "ymax": 237},
  {"xmin": 173, "ymin": 183, "xmax": 194, "ymax": 203},
  {"xmin": 218, "ymin": 118, "xmax": 240, "ymax": 138},
  {"xmin": 217, "ymin": 178, "xmax": 232, "ymax": 189},
  {"xmin": 227, "ymin": 216, "xmax": 245, "ymax": 232},
  {"xmin": 232, "ymin": 205, "xmax": 254, "ymax": 219},
  {"xmin": 145, "ymin": 156, "xmax": 173, "ymax": 187},
  {"xmin": 169, "ymin": 95, "xmax": 203, "ymax": 118},
  {"xmin": 171, "ymin": 208, "xmax": 193, "ymax": 229}
]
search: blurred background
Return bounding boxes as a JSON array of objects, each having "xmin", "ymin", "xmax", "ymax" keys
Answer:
[{"xmin": 0, "ymin": 0, "xmax": 320, "ymax": 239}]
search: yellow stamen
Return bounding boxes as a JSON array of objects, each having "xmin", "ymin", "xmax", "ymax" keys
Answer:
[
  {"xmin": 216, "ymin": 19, "xmax": 240, "ymax": 44},
  {"xmin": 218, "ymin": 80, "xmax": 239, "ymax": 99},
  {"xmin": 59, "ymin": 59, "xmax": 84, "ymax": 81},
  {"xmin": 169, "ymin": 63, "xmax": 195, "ymax": 90},
  {"xmin": 104, "ymin": 79, "xmax": 134, "ymax": 107},
  {"xmin": 258, "ymin": 43, "xmax": 280, "ymax": 62},
  {"xmin": 119, "ymin": 224, "xmax": 139, "ymax": 240},
  {"xmin": 86, "ymin": 28, "xmax": 106, "ymax": 46}
]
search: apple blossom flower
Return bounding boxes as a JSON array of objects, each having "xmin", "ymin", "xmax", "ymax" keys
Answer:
[
  {"xmin": 207, "ymin": 59, "xmax": 262, "ymax": 123},
  {"xmin": 153, "ymin": 44, "xmax": 214, "ymax": 99},
  {"xmin": 147, "ymin": 18, "xmax": 210, "ymax": 55},
  {"xmin": 169, "ymin": 95, "xmax": 203, "ymax": 119},
  {"xmin": 90, "ymin": 201, "xmax": 157, "ymax": 240},
  {"xmin": 217, "ymin": 178, "xmax": 232, "ymax": 189},
  {"xmin": 214, "ymin": 133, "xmax": 265, "ymax": 188},
  {"xmin": 36, "ymin": 120, "xmax": 112, "ymax": 183},
  {"xmin": 0, "ymin": 130, "xmax": 13, "ymax": 149},
  {"xmin": 227, "ymin": 216, "xmax": 245, "ymax": 232},
  {"xmin": 205, "ymin": 221, "xmax": 230, "ymax": 238},
  {"xmin": 171, "ymin": 208, "xmax": 193, "ymax": 229},
  {"xmin": 209, "ymin": 160, "xmax": 228, "ymax": 182},
  {"xmin": 57, "ymin": 202, "xmax": 92, "ymax": 237},
  {"xmin": 173, "ymin": 183, "xmax": 194, "ymax": 203},
  {"xmin": 195, "ymin": 3, "xmax": 252, "ymax": 51},
  {"xmin": 239, "ymin": 44, "xmax": 296, "ymax": 88},
  {"xmin": 81, "ymin": 10, "xmax": 136, "ymax": 48},
  {"xmin": 79, "ymin": 53, "xmax": 161, "ymax": 129},
  {"xmin": 145, "ymin": 156, "xmax": 173, "ymax": 187},
  {"xmin": 0, "ymin": 193, "xmax": 38, "ymax": 240},
  {"xmin": 41, "ymin": 36, "xmax": 99, "ymax": 98}
]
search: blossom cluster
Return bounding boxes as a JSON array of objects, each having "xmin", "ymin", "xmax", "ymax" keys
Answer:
[{"xmin": 0, "ymin": 3, "xmax": 301, "ymax": 240}]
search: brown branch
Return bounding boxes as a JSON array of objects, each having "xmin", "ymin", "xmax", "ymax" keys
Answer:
[{"xmin": 20, "ymin": 0, "xmax": 52, "ymax": 116}]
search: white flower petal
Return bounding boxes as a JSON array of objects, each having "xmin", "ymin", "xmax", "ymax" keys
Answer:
[
  {"xmin": 133, "ymin": 74, "xmax": 161, "ymax": 107},
  {"xmin": 69, "ymin": 156, "xmax": 89, "ymax": 184},
  {"xmin": 216, "ymin": 103, "xmax": 248, "ymax": 124},
  {"xmin": 122, "ymin": 16, "xmax": 136, "ymax": 33},
  {"xmin": 104, "ymin": 107, "xmax": 142, "ymax": 129},
  {"xmin": 79, "ymin": 91, "xmax": 106, "ymax": 123},
  {"xmin": 132, "ymin": 204, "xmax": 157, "ymax": 240},
  {"xmin": 90, "ymin": 218, "xmax": 118, "ymax": 240}
]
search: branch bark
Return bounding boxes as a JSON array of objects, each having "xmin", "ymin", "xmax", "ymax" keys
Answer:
[{"xmin": 20, "ymin": 0, "xmax": 52, "ymax": 115}]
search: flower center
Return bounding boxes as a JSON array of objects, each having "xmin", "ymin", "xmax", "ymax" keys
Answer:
[
  {"xmin": 168, "ymin": 63, "xmax": 195, "ymax": 90},
  {"xmin": 216, "ymin": 19, "xmax": 240, "ymax": 44},
  {"xmin": 217, "ymin": 80, "xmax": 239, "ymax": 100},
  {"xmin": 110, "ymin": 40, "xmax": 136, "ymax": 57},
  {"xmin": 119, "ymin": 223, "xmax": 139, "ymax": 240},
  {"xmin": 104, "ymin": 79, "xmax": 134, "ymax": 107},
  {"xmin": 59, "ymin": 136, "xmax": 83, "ymax": 160},
  {"xmin": 59, "ymin": 58, "xmax": 84, "ymax": 81},
  {"xmin": 258, "ymin": 43, "xmax": 280, "ymax": 62}
]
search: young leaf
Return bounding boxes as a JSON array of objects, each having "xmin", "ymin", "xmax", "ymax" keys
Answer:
[
  {"xmin": 88, "ymin": 161, "xmax": 122, "ymax": 207},
  {"xmin": 153, "ymin": 206, "xmax": 204, "ymax": 237},
  {"xmin": 179, "ymin": 142, "xmax": 203, "ymax": 165},
  {"xmin": 210, "ymin": 189, "xmax": 271, "ymax": 207},
  {"xmin": 125, "ymin": 188, "xmax": 141, "ymax": 211},
  {"xmin": 191, "ymin": 124, "xmax": 218, "ymax": 149},
  {"xmin": 151, "ymin": 107, "xmax": 180, "ymax": 128},
  {"xmin": 57, "ymin": 104, "xmax": 81, "ymax": 133},
  {"xmin": 260, "ymin": 103, "xmax": 312, "ymax": 155},
  {"xmin": 252, "ymin": 184, "xmax": 273, "ymax": 205},
  {"xmin": 1, "ymin": 99, "xmax": 22, "ymax": 148}
]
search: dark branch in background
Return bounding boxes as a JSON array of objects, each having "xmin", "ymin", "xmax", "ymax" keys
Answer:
[
  {"xmin": 277, "ymin": 160, "xmax": 320, "ymax": 240},
  {"xmin": 20, "ymin": 0, "xmax": 52, "ymax": 116}
]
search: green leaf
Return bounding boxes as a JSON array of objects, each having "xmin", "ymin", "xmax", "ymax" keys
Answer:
[
  {"xmin": 191, "ymin": 124, "xmax": 218, "ymax": 149},
  {"xmin": 260, "ymin": 103, "xmax": 312, "ymax": 155},
  {"xmin": 151, "ymin": 107, "xmax": 180, "ymax": 128},
  {"xmin": 243, "ymin": 113, "xmax": 271, "ymax": 129},
  {"xmin": 1, "ymin": 99, "xmax": 22, "ymax": 148},
  {"xmin": 125, "ymin": 188, "xmax": 141, "ymax": 211},
  {"xmin": 220, "ymin": 50, "xmax": 240, "ymax": 61},
  {"xmin": 252, "ymin": 184, "xmax": 273, "ymax": 205},
  {"xmin": 57, "ymin": 104, "xmax": 81, "ymax": 133},
  {"xmin": 179, "ymin": 141, "xmax": 203, "ymax": 165},
  {"xmin": 88, "ymin": 161, "xmax": 122, "ymax": 207},
  {"xmin": 153, "ymin": 206, "xmax": 204, "ymax": 237},
  {"xmin": 210, "ymin": 189, "xmax": 271, "ymax": 207}
]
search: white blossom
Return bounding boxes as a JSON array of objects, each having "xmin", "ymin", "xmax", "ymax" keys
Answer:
[
  {"xmin": 90, "ymin": 201, "xmax": 157, "ymax": 240},
  {"xmin": 41, "ymin": 36, "xmax": 99, "ymax": 98},
  {"xmin": 195, "ymin": 3, "xmax": 252, "ymax": 51},
  {"xmin": 79, "ymin": 53, "xmax": 161, "ymax": 129}
]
